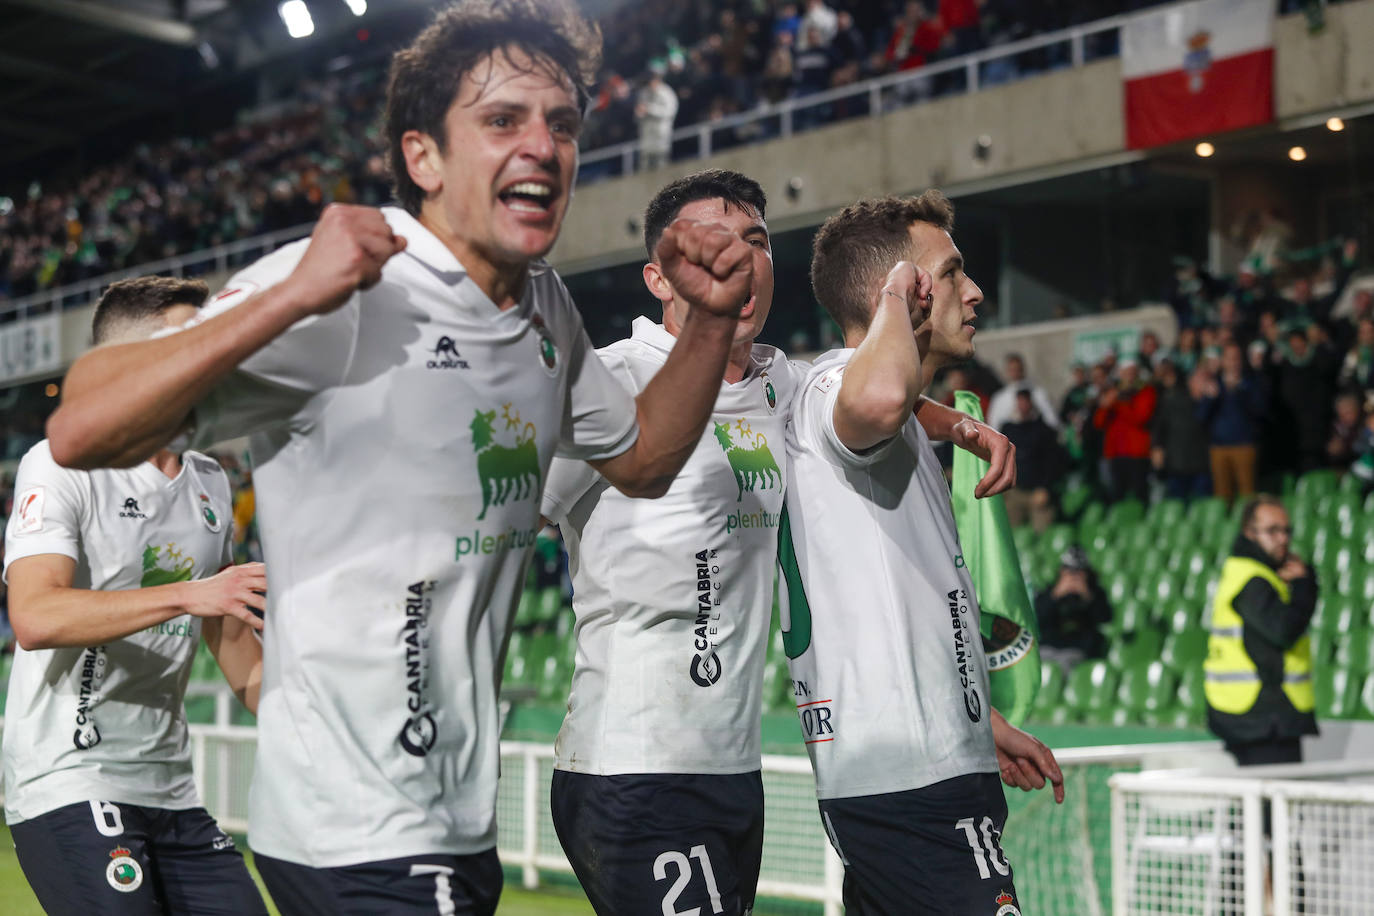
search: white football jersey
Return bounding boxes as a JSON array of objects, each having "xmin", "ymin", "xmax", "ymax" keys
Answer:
[
  {"xmin": 542, "ymin": 318, "xmax": 797, "ymax": 775},
  {"xmin": 779, "ymin": 350, "xmax": 998, "ymax": 800},
  {"xmin": 182, "ymin": 207, "xmax": 639, "ymax": 866},
  {"xmin": 3, "ymin": 442, "xmax": 232, "ymax": 823}
]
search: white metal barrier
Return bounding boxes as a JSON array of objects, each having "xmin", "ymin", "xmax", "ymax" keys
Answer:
[{"xmin": 1111, "ymin": 764, "xmax": 1374, "ymax": 916}]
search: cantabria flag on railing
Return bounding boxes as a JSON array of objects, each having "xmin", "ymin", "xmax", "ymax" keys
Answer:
[
  {"xmin": 951, "ymin": 390, "xmax": 1040, "ymax": 727},
  {"xmin": 1122, "ymin": 0, "xmax": 1273, "ymax": 149}
]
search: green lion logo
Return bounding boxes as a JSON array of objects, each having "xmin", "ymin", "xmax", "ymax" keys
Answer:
[
  {"xmin": 471, "ymin": 405, "xmax": 542, "ymax": 520},
  {"xmin": 140, "ymin": 543, "xmax": 194, "ymax": 588},
  {"xmin": 713, "ymin": 420, "xmax": 780, "ymax": 501}
]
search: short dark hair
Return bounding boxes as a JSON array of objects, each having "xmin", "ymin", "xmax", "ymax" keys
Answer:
[
  {"xmin": 810, "ymin": 191, "xmax": 955, "ymax": 335},
  {"xmin": 1240, "ymin": 493, "xmax": 1286, "ymax": 532},
  {"xmin": 91, "ymin": 276, "xmax": 208, "ymax": 345},
  {"xmin": 384, "ymin": 0, "xmax": 602, "ymax": 215},
  {"xmin": 642, "ymin": 169, "xmax": 767, "ymax": 260}
]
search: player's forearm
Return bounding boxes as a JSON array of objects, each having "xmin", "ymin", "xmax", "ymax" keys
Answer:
[
  {"xmin": 11, "ymin": 582, "xmax": 196, "ymax": 651},
  {"xmin": 48, "ymin": 283, "xmax": 311, "ymax": 469},
  {"xmin": 204, "ymin": 618, "xmax": 263, "ymax": 714},
  {"xmin": 912, "ymin": 396, "xmax": 969, "ymax": 442},
  {"xmin": 603, "ymin": 310, "xmax": 737, "ymax": 497},
  {"xmin": 837, "ymin": 296, "xmax": 922, "ymax": 449}
]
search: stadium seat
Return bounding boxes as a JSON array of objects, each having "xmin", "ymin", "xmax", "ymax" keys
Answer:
[
  {"xmin": 1316, "ymin": 668, "xmax": 1359, "ymax": 719},
  {"xmin": 1112, "ymin": 664, "xmax": 1151, "ymax": 724},
  {"xmin": 1105, "ymin": 571, "xmax": 1134, "ymax": 609},
  {"xmin": 1105, "ymin": 499, "xmax": 1145, "ymax": 530},
  {"xmin": 1319, "ymin": 596, "xmax": 1357, "ymax": 638},
  {"xmin": 1062, "ymin": 660, "xmax": 1118, "ymax": 724},
  {"xmin": 1294, "ymin": 469, "xmax": 1338, "ymax": 509},
  {"xmin": 1175, "ymin": 666, "xmax": 1206, "ymax": 718},
  {"xmin": 1139, "ymin": 661, "xmax": 1180, "ymax": 727},
  {"xmin": 1184, "ymin": 498, "xmax": 1227, "ymax": 532},
  {"xmin": 536, "ymin": 586, "xmax": 564, "ymax": 624},
  {"xmin": 1031, "ymin": 663, "xmax": 1065, "ymax": 722},
  {"xmin": 1146, "ymin": 499, "xmax": 1186, "ymax": 532},
  {"xmin": 1161, "ymin": 627, "xmax": 1208, "ymax": 673},
  {"xmin": 1108, "ymin": 629, "xmax": 1163, "ymax": 669},
  {"xmin": 513, "ymin": 589, "xmax": 539, "ymax": 628},
  {"xmin": 1360, "ymin": 675, "xmax": 1374, "ymax": 721},
  {"xmin": 1334, "ymin": 631, "xmax": 1372, "ymax": 676},
  {"xmin": 1044, "ymin": 523, "xmax": 1076, "ymax": 558}
]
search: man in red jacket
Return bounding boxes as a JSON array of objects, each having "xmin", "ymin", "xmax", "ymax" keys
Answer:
[{"xmin": 1093, "ymin": 357, "xmax": 1158, "ymax": 503}]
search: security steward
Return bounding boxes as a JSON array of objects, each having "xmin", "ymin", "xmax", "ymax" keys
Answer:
[{"xmin": 1205, "ymin": 494, "xmax": 1317, "ymax": 766}]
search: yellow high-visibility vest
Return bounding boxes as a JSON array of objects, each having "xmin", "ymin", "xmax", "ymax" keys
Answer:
[{"xmin": 1204, "ymin": 556, "xmax": 1314, "ymax": 715}]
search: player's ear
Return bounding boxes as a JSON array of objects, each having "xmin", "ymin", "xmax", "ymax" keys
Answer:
[
  {"xmin": 642, "ymin": 260, "xmax": 673, "ymax": 305},
  {"xmin": 401, "ymin": 130, "xmax": 444, "ymax": 197}
]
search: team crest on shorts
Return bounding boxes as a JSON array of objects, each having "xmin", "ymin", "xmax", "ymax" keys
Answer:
[
  {"xmin": 995, "ymin": 890, "xmax": 1020, "ymax": 916},
  {"xmin": 106, "ymin": 846, "xmax": 143, "ymax": 893},
  {"xmin": 199, "ymin": 493, "xmax": 222, "ymax": 533}
]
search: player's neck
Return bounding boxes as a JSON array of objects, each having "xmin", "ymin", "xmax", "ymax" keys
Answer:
[
  {"xmin": 724, "ymin": 340, "xmax": 752, "ymax": 384},
  {"xmin": 148, "ymin": 449, "xmax": 182, "ymax": 480},
  {"xmin": 418, "ymin": 209, "xmax": 528, "ymax": 310}
]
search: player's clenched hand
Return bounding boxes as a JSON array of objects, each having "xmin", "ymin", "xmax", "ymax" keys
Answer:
[
  {"xmin": 655, "ymin": 218, "xmax": 753, "ymax": 320},
  {"xmin": 285, "ymin": 204, "xmax": 407, "ymax": 316},
  {"xmin": 182, "ymin": 563, "xmax": 266, "ymax": 632},
  {"xmin": 991, "ymin": 708, "xmax": 1065, "ymax": 803},
  {"xmin": 950, "ymin": 418, "xmax": 1017, "ymax": 498},
  {"xmin": 878, "ymin": 260, "xmax": 932, "ymax": 325}
]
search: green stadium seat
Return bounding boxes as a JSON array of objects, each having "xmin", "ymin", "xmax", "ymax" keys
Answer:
[
  {"xmin": 513, "ymin": 589, "xmax": 539, "ymax": 628},
  {"xmin": 1105, "ymin": 571, "xmax": 1133, "ymax": 609},
  {"xmin": 1294, "ymin": 469, "xmax": 1338, "ymax": 507},
  {"xmin": 1062, "ymin": 660, "xmax": 1118, "ymax": 724},
  {"xmin": 536, "ymin": 586, "xmax": 564, "ymax": 624},
  {"xmin": 1185, "ymin": 498, "xmax": 1227, "ymax": 530},
  {"xmin": 1062, "ymin": 483, "xmax": 1093, "ymax": 519},
  {"xmin": 1031, "ymin": 663, "xmax": 1065, "ymax": 722},
  {"xmin": 1112, "ymin": 664, "xmax": 1151, "ymax": 724},
  {"xmin": 536, "ymin": 653, "xmax": 571, "ymax": 702},
  {"xmin": 1360, "ymin": 675, "xmax": 1374, "ymax": 721},
  {"xmin": 1044, "ymin": 523, "xmax": 1076, "ymax": 558},
  {"xmin": 184, "ymin": 695, "xmax": 216, "ymax": 725},
  {"xmin": 1139, "ymin": 661, "xmax": 1180, "ymax": 726},
  {"xmin": 1316, "ymin": 668, "xmax": 1359, "ymax": 719},
  {"xmin": 1334, "ymin": 631, "xmax": 1373, "ymax": 676},
  {"xmin": 1109, "ymin": 629, "xmax": 1163, "ymax": 669},
  {"xmin": 1175, "ymin": 666, "xmax": 1206, "ymax": 716},
  {"xmin": 1105, "ymin": 499, "xmax": 1145, "ymax": 529},
  {"xmin": 1161, "ymin": 627, "xmax": 1209, "ymax": 672},
  {"xmin": 1147, "ymin": 499, "xmax": 1186, "ymax": 531},
  {"xmin": 1110, "ymin": 597, "xmax": 1148, "ymax": 635}
]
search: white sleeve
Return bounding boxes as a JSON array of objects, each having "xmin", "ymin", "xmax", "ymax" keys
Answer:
[
  {"xmin": 557, "ymin": 332, "xmax": 640, "ymax": 463},
  {"xmin": 3, "ymin": 443, "xmax": 87, "ymax": 582},
  {"xmin": 165, "ymin": 240, "xmax": 361, "ymax": 448},
  {"xmin": 800, "ymin": 366, "xmax": 897, "ymax": 470}
]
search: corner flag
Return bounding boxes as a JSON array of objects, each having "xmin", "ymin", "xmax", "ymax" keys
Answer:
[{"xmin": 951, "ymin": 391, "xmax": 1040, "ymax": 726}]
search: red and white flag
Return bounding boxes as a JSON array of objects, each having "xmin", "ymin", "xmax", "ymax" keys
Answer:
[{"xmin": 1122, "ymin": 0, "xmax": 1273, "ymax": 149}]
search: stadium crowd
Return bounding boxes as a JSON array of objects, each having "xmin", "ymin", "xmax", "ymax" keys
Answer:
[
  {"xmin": 5, "ymin": 0, "xmax": 1344, "ymax": 303},
  {"xmin": 953, "ymin": 234, "xmax": 1372, "ymax": 532}
]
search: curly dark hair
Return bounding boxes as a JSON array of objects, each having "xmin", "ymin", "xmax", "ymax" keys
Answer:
[
  {"xmin": 641, "ymin": 169, "xmax": 767, "ymax": 260},
  {"xmin": 91, "ymin": 276, "xmax": 208, "ymax": 345},
  {"xmin": 384, "ymin": 0, "xmax": 602, "ymax": 215},
  {"xmin": 810, "ymin": 191, "xmax": 955, "ymax": 335}
]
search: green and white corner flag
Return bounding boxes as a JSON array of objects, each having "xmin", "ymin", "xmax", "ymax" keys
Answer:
[{"xmin": 951, "ymin": 390, "xmax": 1040, "ymax": 726}]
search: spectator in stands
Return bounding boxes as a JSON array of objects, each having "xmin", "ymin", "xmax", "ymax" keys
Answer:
[
  {"xmin": 797, "ymin": 0, "xmax": 839, "ymax": 50},
  {"xmin": 636, "ymin": 69, "xmax": 680, "ymax": 170},
  {"xmin": 1137, "ymin": 330, "xmax": 1162, "ymax": 374},
  {"xmin": 987, "ymin": 352, "xmax": 1060, "ymax": 432},
  {"xmin": 940, "ymin": 0, "xmax": 983, "ymax": 55},
  {"xmin": 1092, "ymin": 357, "xmax": 1156, "ymax": 504},
  {"xmin": 1326, "ymin": 391, "xmax": 1364, "ymax": 468},
  {"xmin": 1205, "ymin": 495, "xmax": 1317, "ymax": 766},
  {"xmin": 1338, "ymin": 318, "xmax": 1374, "ymax": 391},
  {"xmin": 793, "ymin": 25, "xmax": 836, "ymax": 103},
  {"xmin": 1173, "ymin": 326, "xmax": 1200, "ymax": 374},
  {"xmin": 1150, "ymin": 357, "xmax": 1210, "ymax": 499},
  {"xmin": 1002, "ymin": 388, "xmax": 1063, "ymax": 532},
  {"xmin": 760, "ymin": 31, "xmax": 797, "ymax": 103},
  {"xmin": 829, "ymin": 10, "xmax": 869, "ymax": 80},
  {"xmin": 1195, "ymin": 342, "xmax": 1266, "ymax": 503},
  {"xmin": 1034, "ymin": 547, "xmax": 1111, "ymax": 675},
  {"xmin": 1277, "ymin": 327, "xmax": 1339, "ymax": 472},
  {"xmin": 885, "ymin": 1, "xmax": 944, "ymax": 72}
]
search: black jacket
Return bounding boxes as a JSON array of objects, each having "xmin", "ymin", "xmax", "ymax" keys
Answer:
[{"xmin": 1207, "ymin": 535, "xmax": 1319, "ymax": 744}]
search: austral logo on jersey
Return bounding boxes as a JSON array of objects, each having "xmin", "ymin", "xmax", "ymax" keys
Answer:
[
  {"xmin": 764, "ymin": 378, "xmax": 777, "ymax": 410},
  {"xmin": 398, "ymin": 580, "xmax": 438, "ymax": 757},
  {"xmin": 713, "ymin": 420, "xmax": 780, "ymax": 502},
  {"xmin": 471, "ymin": 405, "xmax": 541, "ymax": 521},
  {"xmin": 199, "ymin": 493, "xmax": 222, "ymax": 532},
  {"xmin": 427, "ymin": 336, "xmax": 470, "ymax": 370},
  {"xmin": 948, "ymin": 589, "xmax": 983, "ymax": 723},
  {"xmin": 118, "ymin": 497, "xmax": 148, "ymax": 519},
  {"xmin": 106, "ymin": 846, "xmax": 144, "ymax": 893},
  {"xmin": 531, "ymin": 313, "xmax": 558, "ymax": 376},
  {"xmin": 73, "ymin": 646, "xmax": 108, "ymax": 750},
  {"xmin": 689, "ymin": 550, "xmax": 724, "ymax": 687}
]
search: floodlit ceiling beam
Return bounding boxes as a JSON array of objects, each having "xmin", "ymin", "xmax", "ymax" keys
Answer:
[{"xmin": 0, "ymin": 0, "xmax": 197, "ymax": 46}]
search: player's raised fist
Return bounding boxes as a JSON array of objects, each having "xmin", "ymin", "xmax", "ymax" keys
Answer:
[
  {"xmin": 286, "ymin": 204, "xmax": 407, "ymax": 316},
  {"xmin": 878, "ymin": 260, "xmax": 933, "ymax": 324},
  {"xmin": 655, "ymin": 218, "xmax": 754, "ymax": 320}
]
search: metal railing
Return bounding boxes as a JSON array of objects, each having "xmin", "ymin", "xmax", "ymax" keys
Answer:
[
  {"xmin": 575, "ymin": 8, "xmax": 1143, "ymax": 182},
  {"xmin": 0, "ymin": 223, "xmax": 314, "ymax": 322},
  {"xmin": 0, "ymin": 5, "xmax": 1160, "ymax": 323}
]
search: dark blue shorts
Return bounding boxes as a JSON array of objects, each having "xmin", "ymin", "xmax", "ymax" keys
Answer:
[
  {"xmin": 10, "ymin": 800, "xmax": 267, "ymax": 916},
  {"xmin": 819, "ymin": 772, "xmax": 1021, "ymax": 916},
  {"xmin": 551, "ymin": 769, "xmax": 765, "ymax": 916},
  {"xmin": 253, "ymin": 848, "xmax": 502, "ymax": 916}
]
